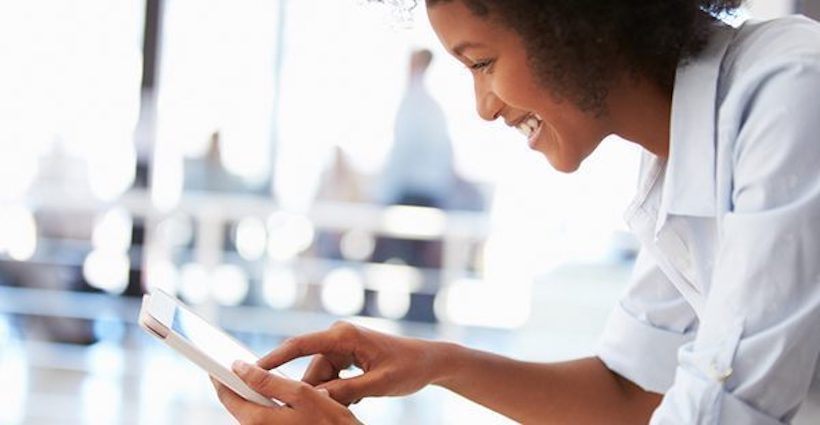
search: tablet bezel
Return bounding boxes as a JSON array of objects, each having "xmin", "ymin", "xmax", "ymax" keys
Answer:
[{"xmin": 138, "ymin": 290, "xmax": 283, "ymax": 407}]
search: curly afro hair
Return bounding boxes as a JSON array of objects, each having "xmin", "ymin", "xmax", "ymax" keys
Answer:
[{"xmin": 377, "ymin": 0, "xmax": 743, "ymax": 113}]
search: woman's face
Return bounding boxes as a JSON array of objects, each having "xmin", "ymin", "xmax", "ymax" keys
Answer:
[{"xmin": 427, "ymin": 1, "xmax": 612, "ymax": 172}]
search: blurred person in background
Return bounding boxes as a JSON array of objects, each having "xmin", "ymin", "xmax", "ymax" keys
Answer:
[
  {"xmin": 378, "ymin": 47, "xmax": 487, "ymax": 214},
  {"xmin": 213, "ymin": 0, "xmax": 820, "ymax": 423},
  {"xmin": 312, "ymin": 145, "xmax": 368, "ymax": 261},
  {"xmin": 184, "ymin": 132, "xmax": 271, "ymax": 196},
  {"xmin": 371, "ymin": 48, "xmax": 460, "ymax": 322},
  {"xmin": 377, "ymin": 48, "xmax": 455, "ymax": 212},
  {"xmin": 0, "ymin": 148, "xmax": 101, "ymax": 345},
  {"xmin": 372, "ymin": 48, "xmax": 452, "ymax": 268},
  {"xmin": 184, "ymin": 132, "xmax": 247, "ymax": 193},
  {"xmin": 316, "ymin": 145, "xmax": 368, "ymax": 207}
]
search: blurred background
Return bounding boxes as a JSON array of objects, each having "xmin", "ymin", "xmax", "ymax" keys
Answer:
[{"xmin": 0, "ymin": 1, "xmax": 813, "ymax": 424}]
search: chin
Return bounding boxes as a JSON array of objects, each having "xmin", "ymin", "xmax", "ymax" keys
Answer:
[{"xmin": 544, "ymin": 153, "xmax": 581, "ymax": 173}]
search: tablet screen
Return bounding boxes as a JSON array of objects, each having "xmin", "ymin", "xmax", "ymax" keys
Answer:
[{"xmin": 171, "ymin": 306, "xmax": 258, "ymax": 371}]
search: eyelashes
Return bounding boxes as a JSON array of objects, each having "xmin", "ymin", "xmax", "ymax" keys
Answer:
[{"xmin": 468, "ymin": 59, "xmax": 495, "ymax": 73}]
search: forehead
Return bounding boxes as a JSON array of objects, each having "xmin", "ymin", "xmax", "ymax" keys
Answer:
[{"xmin": 427, "ymin": 1, "xmax": 516, "ymax": 56}]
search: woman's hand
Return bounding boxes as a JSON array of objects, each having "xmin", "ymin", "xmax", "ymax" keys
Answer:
[
  {"xmin": 258, "ymin": 321, "xmax": 448, "ymax": 406},
  {"xmin": 213, "ymin": 360, "xmax": 361, "ymax": 425}
]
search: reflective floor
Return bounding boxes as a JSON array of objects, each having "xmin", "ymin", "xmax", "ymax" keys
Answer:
[{"xmin": 0, "ymin": 263, "xmax": 630, "ymax": 425}]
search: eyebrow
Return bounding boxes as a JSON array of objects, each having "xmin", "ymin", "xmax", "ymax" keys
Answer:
[{"xmin": 452, "ymin": 41, "xmax": 486, "ymax": 58}]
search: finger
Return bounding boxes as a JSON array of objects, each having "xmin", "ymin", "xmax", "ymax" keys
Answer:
[
  {"xmin": 317, "ymin": 372, "xmax": 385, "ymax": 406},
  {"xmin": 234, "ymin": 360, "xmax": 322, "ymax": 408},
  {"xmin": 212, "ymin": 378, "xmax": 270, "ymax": 424},
  {"xmin": 257, "ymin": 328, "xmax": 350, "ymax": 370},
  {"xmin": 302, "ymin": 354, "xmax": 340, "ymax": 386}
]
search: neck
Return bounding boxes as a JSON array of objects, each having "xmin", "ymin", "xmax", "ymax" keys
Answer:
[{"xmin": 608, "ymin": 76, "xmax": 672, "ymax": 158}]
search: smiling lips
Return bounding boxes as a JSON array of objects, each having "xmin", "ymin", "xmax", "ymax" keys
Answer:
[{"xmin": 513, "ymin": 113, "xmax": 544, "ymax": 148}]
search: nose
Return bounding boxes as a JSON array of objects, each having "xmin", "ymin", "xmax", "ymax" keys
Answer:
[{"xmin": 474, "ymin": 78, "xmax": 504, "ymax": 121}]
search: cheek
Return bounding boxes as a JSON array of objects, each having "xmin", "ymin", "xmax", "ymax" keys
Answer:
[{"xmin": 492, "ymin": 65, "xmax": 547, "ymax": 108}]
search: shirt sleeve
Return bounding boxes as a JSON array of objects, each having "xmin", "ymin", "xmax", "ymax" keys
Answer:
[
  {"xmin": 650, "ymin": 59, "xmax": 820, "ymax": 424},
  {"xmin": 598, "ymin": 249, "xmax": 699, "ymax": 394}
]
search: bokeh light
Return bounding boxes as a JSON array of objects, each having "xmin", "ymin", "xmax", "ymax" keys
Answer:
[
  {"xmin": 210, "ymin": 264, "xmax": 249, "ymax": 306},
  {"xmin": 0, "ymin": 205, "xmax": 38, "ymax": 261},
  {"xmin": 144, "ymin": 258, "xmax": 180, "ymax": 296},
  {"xmin": 381, "ymin": 205, "xmax": 446, "ymax": 239},
  {"xmin": 262, "ymin": 266, "xmax": 301, "ymax": 310},
  {"xmin": 320, "ymin": 268, "xmax": 365, "ymax": 316},
  {"xmin": 267, "ymin": 212, "xmax": 315, "ymax": 261},
  {"xmin": 234, "ymin": 216, "xmax": 267, "ymax": 261},
  {"xmin": 92, "ymin": 207, "xmax": 134, "ymax": 252},
  {"xmin": 155, "ymin": 213, "xmax": 194, "ymax": 248},
  {"xmin": 375, "ymin": 288, "xmax": 411, "ymax": 320},
  {"xmin": 364, "ymin": 262, "xmax": 423, "ymax": 292},
  {"xmin": 82, "ymin": 250, "xmax": 130, "ymax": 295},
  {"xmin": 179, "ymin": 263, "xmax": 210, "ymax": 304},
  {"xmin": 340, "ymin": 229, "xmax": 376, "ymax": 261}
]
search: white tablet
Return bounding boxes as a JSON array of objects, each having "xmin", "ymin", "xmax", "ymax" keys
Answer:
[{"xmin": 138, "ymin": 289, "xmax": 285, "ymax": 407}]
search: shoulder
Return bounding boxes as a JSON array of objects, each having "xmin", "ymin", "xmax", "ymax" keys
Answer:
[
  {"xmin": 720, "ymin": 16, "xmax": 820, "ymax": 92},
  {"xmin": 712, "ymin": 18, "xmax": 820, "ymax": 211},
  {"xmin": 727, "ymin": 15, "xmax": 820, "ymax": 68},
  {"xmin": 716, "ymin": 16, "xmax": 820, "ymax": 124}
]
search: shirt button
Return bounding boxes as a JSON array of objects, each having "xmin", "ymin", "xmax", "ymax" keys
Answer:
[{"xmin": 708, "ymin": 361, "xmax": 733, "ymax": 384}]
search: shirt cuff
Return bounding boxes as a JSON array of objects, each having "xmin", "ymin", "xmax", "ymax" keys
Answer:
[
  {"xmin": 651, "ymin": 364, "xmax": 784, "ymax": 425},
  {"xmin": 597, "ymin": 302, "xmax": 694, "ymax": 393}
]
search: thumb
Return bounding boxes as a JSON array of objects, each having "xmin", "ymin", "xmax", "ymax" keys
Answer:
[{"xmin": 318, "ymin": 373, "xmax": 384, "ymax": 406}]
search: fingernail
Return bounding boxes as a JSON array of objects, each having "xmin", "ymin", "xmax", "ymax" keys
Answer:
[
  {"xmin": 232, "ymin": 360, "xmax": 250, "ymax": 374},
  {"xmin": 318, "ymin": 388, "xmax": 330, "ymax": 397}
]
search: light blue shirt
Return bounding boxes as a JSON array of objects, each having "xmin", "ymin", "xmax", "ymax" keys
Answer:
[{"xmin": 598, "ymin": 15, "xmax": 820, "ymax": 424}]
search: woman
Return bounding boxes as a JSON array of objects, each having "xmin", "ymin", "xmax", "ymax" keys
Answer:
[{"xmin": 213, "ymin": 0, "xmax": 820, "ymax": 423}]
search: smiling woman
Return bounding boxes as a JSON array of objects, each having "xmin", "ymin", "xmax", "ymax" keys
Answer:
[
  {"xmin": 401, "ymin": 0, "xmax": 742, "ymax": 113},
  {"xmin": 423, "ymin": 0, "xmax": 687, "ymax": 172},
  {"xmin": 212, "ymin": 1, "xmax": 820, "ymax": 424}
]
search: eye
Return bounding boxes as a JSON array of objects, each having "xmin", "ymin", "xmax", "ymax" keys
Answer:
[{"xmin": 468, "ymin": 59, "xmax": 494, "ymax": 73}]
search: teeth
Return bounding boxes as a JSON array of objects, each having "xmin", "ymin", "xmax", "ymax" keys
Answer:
[{"xmin": 513, "ymin": 114, "xmax": 542, "ymax": 138}]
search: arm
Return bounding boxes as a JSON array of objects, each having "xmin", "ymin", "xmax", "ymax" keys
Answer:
[
  {"xmin": 651, "ymin": 57, "xmax": 820, "ymax": 423},
  {"xmin": 432, "ymin": 345, "xmax": 661, "ymax": 424},
  {"xmin": 258, "ymin": 322, "xmax": 660, "ymax": 424},
  {"xmin": 256, "ymin": 237, "xmax": 696, "ymax": 423},
  {"xmin": 432, "ymin": 248, "xmax": 697, "ymax": 423}
]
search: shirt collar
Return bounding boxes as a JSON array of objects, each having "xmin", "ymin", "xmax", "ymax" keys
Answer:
[{"xmin": 656, "ymin": 21, "xmax": 736, "ymax": 233}]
